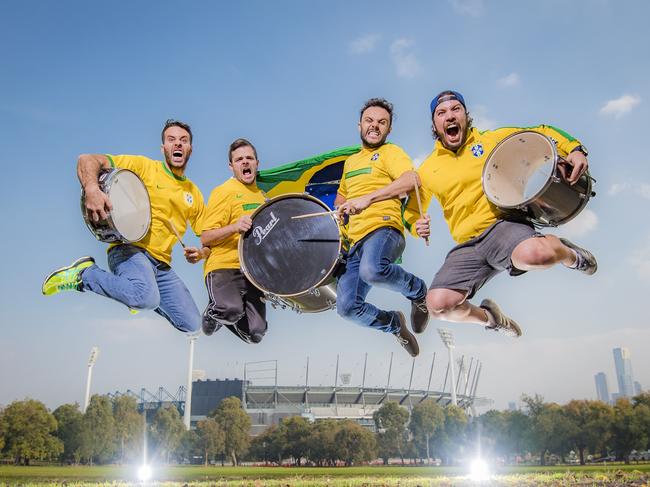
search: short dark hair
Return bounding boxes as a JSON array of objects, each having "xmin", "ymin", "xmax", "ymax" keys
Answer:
[
  {"xmin": 359, "ymin": 98, "xmax": 394, "ymax": 125},
  {"xmin": 161, "ymin": 119, "xmax": 193, "ymax": 143},
  {"xmin": 228, "ymin": 138, "xmax": 258, "ymax": 162}
]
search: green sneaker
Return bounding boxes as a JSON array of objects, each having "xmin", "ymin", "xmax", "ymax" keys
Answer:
[{"xmin": 42, "ymin": 257, "xmax": 95, "ymax": 296}]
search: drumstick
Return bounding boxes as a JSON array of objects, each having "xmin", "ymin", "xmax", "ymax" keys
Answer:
[
  {"xmin": 291, "ymin": 210, "xmax": 337, "ymax": 220},
  {"xmin": 413, "ymin": 173, "xmax": 429, "ymax": 247},
  {"xmin": 168, "ymin": 220, "xmax": 186, "ymax": 248}
]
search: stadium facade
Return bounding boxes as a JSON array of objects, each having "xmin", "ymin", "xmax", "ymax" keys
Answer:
[{"xmin": 110, "ymin": 357, "xmax": 489, "ymax": 433}]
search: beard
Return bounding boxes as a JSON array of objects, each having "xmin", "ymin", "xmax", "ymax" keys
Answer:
[
  {"xmin": 360, "ymin": 131, "xmax": 389, "ymax": 149},
  {"xmin": 164, "ymin": 147, "xmax": 190, "ymax": 169}
]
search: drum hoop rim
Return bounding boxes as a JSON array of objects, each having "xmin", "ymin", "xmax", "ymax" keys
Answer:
[
  {"xmin": 81, "ymin": 168, "xmax": 152, "ymax": 243},
  {"xmin": 238, "ymin": 192, "xmax": 342, "ymax": 297},
  {"xmin": 482, "ymin": 130, "xmax": 562, "ymax": 209},
  {"xmin": 106, "ymin": 169, "xmax": 152, "ymax": 242}
]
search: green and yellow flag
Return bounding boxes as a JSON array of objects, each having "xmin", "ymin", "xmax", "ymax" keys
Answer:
[{"xmin": 257, "ymin": 145, "xmax": 361, "ymax": 209}]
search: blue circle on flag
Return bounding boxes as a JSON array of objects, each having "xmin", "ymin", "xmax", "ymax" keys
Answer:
[{"xmin": 471, "ymin": 144, "xmax": 484, "ymax": 157}]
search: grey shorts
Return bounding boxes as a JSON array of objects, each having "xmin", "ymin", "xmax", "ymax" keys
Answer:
[{"xmin": 430, "ymin": 220, "xmax": 542, "ymax": 299}]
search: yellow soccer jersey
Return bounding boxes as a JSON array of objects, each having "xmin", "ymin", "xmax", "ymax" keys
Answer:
[
  {"xmin": 107, "ymin": 155, "xmax": 205, "ymax": 264},
  {"xmin": 338, "ymin": 143, "xmax": 414, "ymax": 245},
  {"xmin": 202, "ymin": 178, "xmax": 266, "ymax": 274},
  {"xmin": 404, "ymin": 126, "xmax": 582, "ymax": 244}
]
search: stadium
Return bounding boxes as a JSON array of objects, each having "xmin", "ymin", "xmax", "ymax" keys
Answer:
[{"xmin": 108, "ymin": 349, "xmax": 490, "ymax": 434}]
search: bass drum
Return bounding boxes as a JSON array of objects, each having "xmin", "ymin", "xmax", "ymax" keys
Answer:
[
  {"xmin": 81, "ymin": 168, "xmax": 151, "ymax": 243},
  {"xmin": 482, "ymin": 130, "xmax": 594, "ymax": 227},
  {"xmin": 239, "ymin": 193, "xmax": 342, "ymax": 313}
]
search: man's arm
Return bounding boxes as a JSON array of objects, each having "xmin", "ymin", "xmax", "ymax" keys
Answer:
[
  {"xmin": 200, "ymin": 216, "xmax": 253, "ymax": 247},
  {"xmin": 78, "ymin": 154, "xmax": 112, "ymax": 222},
  {"xmin": 337, "ymin": 170, "xmax": 420, "ymax": 216}
]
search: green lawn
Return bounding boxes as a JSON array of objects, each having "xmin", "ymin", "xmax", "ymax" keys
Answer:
[{"xmin": 1, "ymin": 464, "xmax": 649, "ymax": 486}]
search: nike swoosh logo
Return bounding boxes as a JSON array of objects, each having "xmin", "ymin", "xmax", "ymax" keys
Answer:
[{"xmin": 157, "ymin": 185, "xmax": 165, "ymax": 189}]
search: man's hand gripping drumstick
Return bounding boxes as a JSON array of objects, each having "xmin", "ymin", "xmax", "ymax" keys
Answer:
[{"xmin": 168, "ymin": 220, "xmax": 209, "ymax": 264}]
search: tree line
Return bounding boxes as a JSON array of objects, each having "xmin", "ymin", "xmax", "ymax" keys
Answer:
[{"xmin": 1, "ymin": 392, "xmax": 649, "ymax": 466}]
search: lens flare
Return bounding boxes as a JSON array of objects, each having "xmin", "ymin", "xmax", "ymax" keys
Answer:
[
  {"xmin": 137, "ymin": 464, "xmax": 152, "ymax": 482},
  {"xmin": 469, "ymin": 458, "xmax": 490, "ymax": 481}
]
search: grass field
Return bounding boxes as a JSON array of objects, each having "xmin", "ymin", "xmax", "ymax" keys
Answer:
[{"xmin": 1, "ymin": 464, "xmax": 650, "ymax": 486}]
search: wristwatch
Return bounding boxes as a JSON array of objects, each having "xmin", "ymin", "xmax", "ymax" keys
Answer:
[{"xmin": 571, "ymin": 145, "xmax": 589, "ymax": 157}]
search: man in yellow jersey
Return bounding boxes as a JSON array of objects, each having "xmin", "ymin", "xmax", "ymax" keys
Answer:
[
  {"xmin": 42, "ymin": 120, "xmax": 207, "ymax": 334},
  {"xmin": 406, "ymin": 90, "xmax": 596, "ymax": 337},
  {"xmin": 335, "ymin": 98, "xmax": 429, "ymax": 357},
  {"xmin": 200, "ymin": 139, "xmax": 267, "ymax": 343}
]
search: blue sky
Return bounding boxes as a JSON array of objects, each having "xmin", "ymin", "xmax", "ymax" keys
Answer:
[{"xmin": 1, "ymin": 0, "xmax": 649, "ymax": 411}]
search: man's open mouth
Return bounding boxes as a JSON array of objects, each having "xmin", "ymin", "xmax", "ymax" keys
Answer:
[
  {"xmin": 445, "ymin": 123, "xmax": 460, "ymax": 138},
  {"xmin": 173, "ymin": 150, "xmax": 183, "ymax": 159},
  {"xmin": 242, "ymin": 168, "xmax": 252, "ymax": 176}
]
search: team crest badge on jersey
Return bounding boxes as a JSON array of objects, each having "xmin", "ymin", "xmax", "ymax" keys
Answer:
[
  {"xmin": 471, "ymin": 144, "xmax": 484, "ymax": 157},
  {"xmin": 371, "ymin": 153, "xmax": 379, "ymax": 161},
  {"xmin": 184, "ymin": 192, "xmax": 193, "ymax": 206}
]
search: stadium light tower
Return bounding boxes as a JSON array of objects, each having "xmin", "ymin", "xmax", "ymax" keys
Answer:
[
  {"xmin": 437, "ymin": 328, "xmax": 457, "ymax": 406},
  {"xmin": 183, "ymin": 334, "xmax": 197, "ymax": 430},
  {"xmin": 83, "ymin": 346, "xmax": 99, "ymax": 413}
]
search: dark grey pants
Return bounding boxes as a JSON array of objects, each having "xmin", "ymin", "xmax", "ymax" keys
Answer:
[{"xmin": 204, "ymin": 269, "xmax": 267, "ymax": 343}]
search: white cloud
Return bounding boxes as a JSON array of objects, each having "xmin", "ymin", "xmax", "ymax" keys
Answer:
[
  {"xmin": 609, "ymin": 181, "xmax": 650, "ymax": 199},
  {"xmin": 471, "ymin": 104, "xmax": 498, "ymax": 130},
  {"xmin": 558, "ymin": 208, "xmax": 598, "ymax": 238},
  {"xmin": 497, "ymin": 72, "xmax": 520, "ymax": 88},
  {"xmin": 390, "ymin": 38, "xmax": 421, "ymax": 79},
  {"xmin": 349, "ymin": 34, "xmax": 381, "ymax": 55},
  {"xmin": 600, "ymin": 94, "xmax": 641, "ymax": 119},
  {"xmin": 450, "ymin": 0, "xmax": 484, "ymax": 16},
  {"xmin": 629, "ymin": 235, "xmax": 650, "ymax": 280}
]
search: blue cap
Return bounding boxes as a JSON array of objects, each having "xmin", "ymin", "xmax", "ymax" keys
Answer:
[{"xmin": 430, "ymin": 90, "xmax": 466, "ymax": 113}]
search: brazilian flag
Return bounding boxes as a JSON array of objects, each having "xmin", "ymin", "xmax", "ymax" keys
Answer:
[{"xmin": 257, "ymin": 145, "xmax": 361, "ymax": 209}]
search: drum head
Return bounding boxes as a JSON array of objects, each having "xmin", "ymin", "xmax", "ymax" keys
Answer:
[
  {"xmin": 240, "ymin": 195, "xmax": 341, "ymax": 296},
  {"xmin": 483, "ymin": 131, "xmax": 557, "ymax": 208},
  {"xmin": 107, "ymin": 170, "xmax": 151, "ymax": 242}
]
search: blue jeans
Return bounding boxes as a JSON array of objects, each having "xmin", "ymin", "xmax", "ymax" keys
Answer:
[
  {"xmin": 336, "ymin": 227, "xmax": 427, "ymax": 334},
  {"xmin": 81, "ymin": 245, "xmax": 201, "ymax": 333}
]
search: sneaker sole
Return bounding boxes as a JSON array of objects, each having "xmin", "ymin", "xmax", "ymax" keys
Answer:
[{"xmin": 42, "ymin": 256, "xmax": 95, "ymax": 295}]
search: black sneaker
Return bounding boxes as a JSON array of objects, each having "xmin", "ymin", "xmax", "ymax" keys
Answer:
[
  {"xmin": 480, "ymin": 299, "xmax": 522, "ymax": 338},
  {"xmin": 410, "ymin": 296, "xmax": 430, "ymax": 334},
  {"xmin": 560, "ymin": 238, "xmax": 598, "ymax": 275},
  {"xmin": 201, "ymin": 313, "xmax": 222, "ymax": 337},
  {"xmin": 393, "ymin": 311, "xmax": 420, "ymax": 357}
]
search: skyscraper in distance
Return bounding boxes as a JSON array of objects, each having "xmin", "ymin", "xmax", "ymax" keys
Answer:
[
  {"xmin": 595, "ymin": 372, "xmax": 610, "ymax": 403},
  {"xmin": 613, "ymin": 347, "xmax": 635, "ymax": 398}
]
